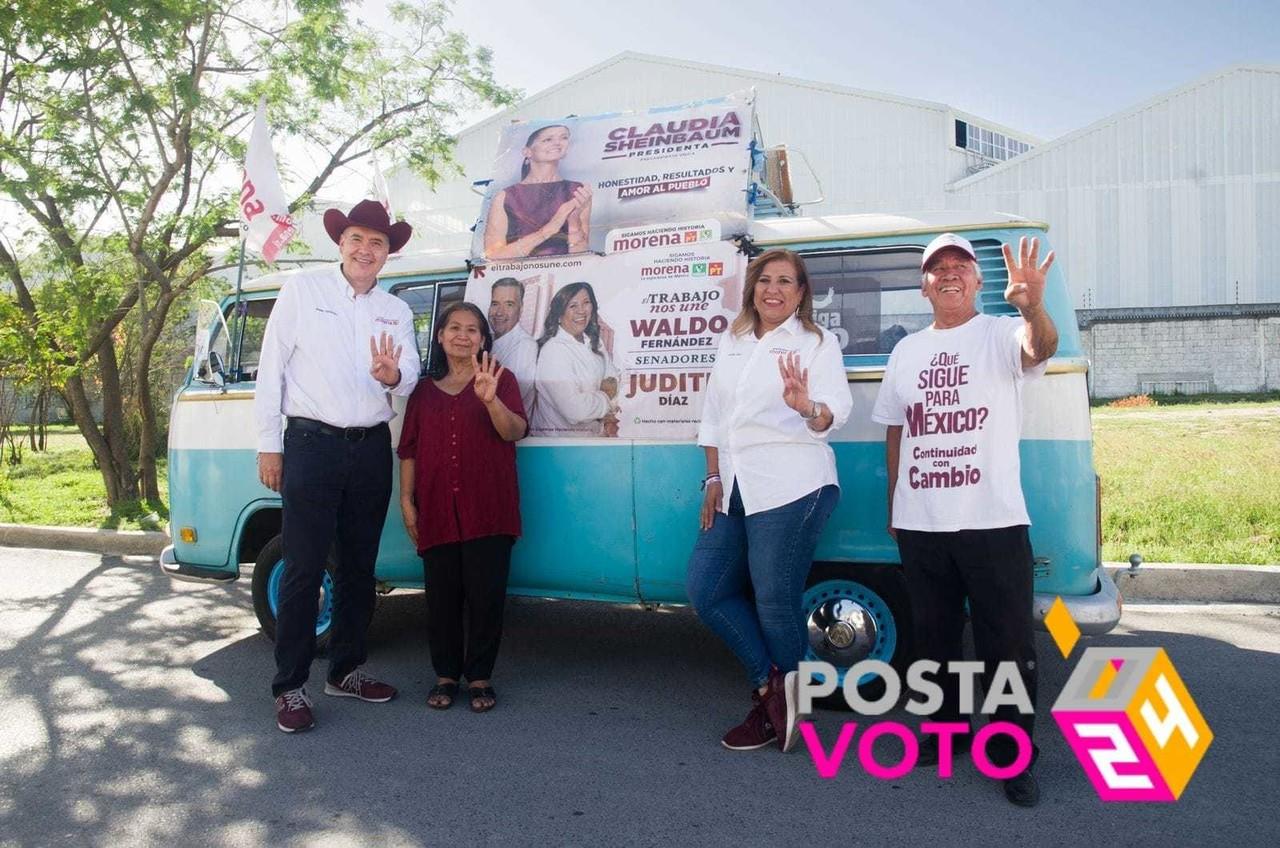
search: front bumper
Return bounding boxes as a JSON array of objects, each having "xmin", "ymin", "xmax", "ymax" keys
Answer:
[
  {"xmin": 159, "ymin": 545, "xmax": 239, "ymax": 585},
  {"xmin": 1033, "ymin": 566, "xmax": 1121, "ymax": 636}
]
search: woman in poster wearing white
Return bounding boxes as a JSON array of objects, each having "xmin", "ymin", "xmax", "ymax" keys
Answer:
[
  {"xmin": 686, "ymin": 248, "xmax": 853, "ymax": 753},
  {"xmin": 532, "ymin": 282, "xmax": 620, "ymax": 437},
  {"xmin": 483, "ymin": 124, "xmax": 592, "ymax": 259}
]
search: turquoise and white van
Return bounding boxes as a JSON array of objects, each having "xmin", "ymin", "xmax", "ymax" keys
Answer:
[{"xmin": 162, "ymin": 211, "xmax": 1121, "ymax": 683}]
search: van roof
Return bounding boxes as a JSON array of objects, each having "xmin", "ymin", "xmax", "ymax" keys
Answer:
[{"xmin": 239, "ymin": 210, "xmax": 1045, "ymax": 292}]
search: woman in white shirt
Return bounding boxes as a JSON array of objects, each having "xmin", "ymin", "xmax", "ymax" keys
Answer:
[
  {"xmin": 531, "ymin": 282, "xmax": 620, "ymax": 437},
  {"xmin": 687, "ymin": 248, "xmax": 853, "ymax": 754}
]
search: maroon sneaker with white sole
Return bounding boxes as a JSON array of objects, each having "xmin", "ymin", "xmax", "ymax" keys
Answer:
[
  {"xmin": 275, "ymin": 687, "xmax": 315, "ymax": 733},
  {"xmin": 760, "ymin": 666, "xmax": 801, "ymax": 753},
  {"xmin": 721, "ymin": 691, "xmax": 777, "ymax": 751},
  {"xmin": 323, "ymin": 669, "xmax": 397, "ymax": 703}
]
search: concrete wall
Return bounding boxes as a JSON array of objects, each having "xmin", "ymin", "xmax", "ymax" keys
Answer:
[{"xmin": 1080, "ymin": 312, "xmax": 1280, "ymax": 398}]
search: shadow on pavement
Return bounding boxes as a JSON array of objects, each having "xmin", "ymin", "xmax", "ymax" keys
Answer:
[{"xmin": 1, "ymin": 555, "xmax": 1276, "ymax": 847}]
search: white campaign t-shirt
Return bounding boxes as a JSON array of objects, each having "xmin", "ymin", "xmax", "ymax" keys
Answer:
[{"xmin": 871, "ymin": 314, "xmax": 1045, "ymax": 532}]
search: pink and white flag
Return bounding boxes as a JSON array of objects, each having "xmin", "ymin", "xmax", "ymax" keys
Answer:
[{"xmin": 239, "ymin": 100, "xmax": 296, "ymax": 263}]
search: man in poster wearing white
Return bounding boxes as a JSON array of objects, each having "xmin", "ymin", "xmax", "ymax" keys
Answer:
[
  {"xmin": 871, "ymin": 233, "xmax": 1058, "ymax": 807},
  {"xmin": 255, "ymin": 199, "xmax": 420, "ymax": 734},
  {"xmin": 488, "ymin": 277, "xmax": 538, "ymax": 415}
]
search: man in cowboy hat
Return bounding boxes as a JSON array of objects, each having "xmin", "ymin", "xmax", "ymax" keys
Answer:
[{"xmin": 255, "ymin": 199, "xmax": 420, "ymax": 733}]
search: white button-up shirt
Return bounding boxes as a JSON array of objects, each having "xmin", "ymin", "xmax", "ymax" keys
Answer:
[
  {"xmin": 254, "ymin": 265, "xmax": 420, "ymax": 453},
  {"xmin": 698, "ymin": 315, "xmax": 853, "ymax": 515},
  {"xmin": 492, "ymin": 324, "xmax": 538, "ymax": 416},
  {"xmin": 531, "ymin": 327, "xmax": 619, "ymax": 436}
]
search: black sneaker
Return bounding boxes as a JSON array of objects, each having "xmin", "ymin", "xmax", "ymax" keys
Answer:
[
  {"xmin": 1003, "ymin": 768, "xmax": 1041, "ymax": 807},
  {"xmin": 915, "ymin": 732, "xmax": 971, "ymax": 768}
]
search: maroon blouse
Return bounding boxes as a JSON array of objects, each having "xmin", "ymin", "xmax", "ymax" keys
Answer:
[
  {"xmin": 503, "ymin": 180, "xmax": 583, "ymax": 256},
  {"xmin": 397, "ymin": 370, "xmax": 526, "ymax": 552}
]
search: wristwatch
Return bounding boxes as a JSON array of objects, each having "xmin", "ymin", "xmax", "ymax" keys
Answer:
[{"xmin": 802, "ymin": 401, "xmax": 824, "ymax": 420}]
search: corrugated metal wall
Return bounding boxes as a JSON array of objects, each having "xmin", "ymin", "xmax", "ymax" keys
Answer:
[
  {"xmin": 393, "ymin": 55, "xmax": 1010, "ymax": 252},
  {"xmin": 947, "ymin": 66, "xmax": 1280, "ymax": 309}
]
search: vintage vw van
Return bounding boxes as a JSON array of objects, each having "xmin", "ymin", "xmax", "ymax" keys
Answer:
[{"xmin": 163, "ymin": 211, "xmax": 1120, "ymax": 684}]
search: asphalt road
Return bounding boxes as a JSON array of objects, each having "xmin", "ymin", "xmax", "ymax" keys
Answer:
[{"xmin": 1, "ymin": 547, "xmax": 1277, "ymax": 847}]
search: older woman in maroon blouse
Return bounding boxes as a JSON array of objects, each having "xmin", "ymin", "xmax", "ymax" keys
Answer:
[{"xmin": 398, "ymin": 302, "xmax": 527, "ymax": 712}]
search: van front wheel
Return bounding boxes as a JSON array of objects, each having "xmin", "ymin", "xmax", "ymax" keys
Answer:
[
  {"xmin": 250, "ymin": 535, "xmax": 335, "ymax": 653},
  {"xmin": 801, "ymin": 563, "xmax": 913, "ymax": 709}
]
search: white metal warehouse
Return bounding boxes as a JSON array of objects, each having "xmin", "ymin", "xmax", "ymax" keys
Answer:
[{"xmin": 367, "ymin": 54, "xmax": 1280, "ymax": 397}]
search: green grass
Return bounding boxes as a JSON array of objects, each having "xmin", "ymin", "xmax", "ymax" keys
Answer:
[
  {"xmin": 0, "ymin": 424, "xmax": 168, "ymax": 531},
  {"xmin": 1091, "ymin": 390, "xmax": 1280, "ymax": 407},
  {"xmin": 1092, "ymin": 402, "xmax": 1280, "ymax": 564}
]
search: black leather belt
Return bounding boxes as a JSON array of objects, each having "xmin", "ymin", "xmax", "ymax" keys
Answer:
[{"xmin": 287, "ymin": 416, "xmax": 387, "ymax": 442}]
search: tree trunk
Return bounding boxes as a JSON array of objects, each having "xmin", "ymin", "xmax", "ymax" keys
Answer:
[
  {"xmin": 63, "ymin": 346, "xmax": 140, "ymax": 508},
  {"xmin": 135, "ymin": 292, "xmax": 177, "ymax": 505}
]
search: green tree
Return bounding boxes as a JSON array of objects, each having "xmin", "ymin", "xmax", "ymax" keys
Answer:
[{"xmin": 0, "ymin": 0, "xmax": 514, "ymax": 507}]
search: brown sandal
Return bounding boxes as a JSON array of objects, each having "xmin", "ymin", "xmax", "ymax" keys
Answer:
[
  {"xmin": 468, "ymin": 685, "xmax": 496, "ymax": 713},
  {"xmin": 427, "ymin": 682, "xmax": 459, "ymax": 710}
]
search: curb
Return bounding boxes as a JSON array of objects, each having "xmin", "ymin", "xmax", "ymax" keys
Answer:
[
  {"xmin": 1106, "ymin": 561, "xmax": 1280, "ymax": 605},
  {"xmin": 0, "ymin": 527, "xmax": 1275, "ymax": 604},
  {"xmin": 0, "ymin": 523, "xmax": 169, "ymax": 557}
]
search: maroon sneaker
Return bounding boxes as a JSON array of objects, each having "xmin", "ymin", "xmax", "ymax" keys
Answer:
[
  {"xmin": 761, "ymin": 666, "xmax": 800, "ymax": 753},
  {"xmin": 274, "ymin": 687, "xmax": 315, "ymax": 733},
  {"xmin": 323, "ymin": 669, "xmax": 397, "ymax": 703},
  {"xmin": 721, "ymin": 691, "xmax": 777, "ymax": 751}
]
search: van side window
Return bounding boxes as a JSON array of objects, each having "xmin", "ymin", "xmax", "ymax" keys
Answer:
[
  {"xmin": 230, "ymin": 298, "xmax": 275, "ymax": 382},
  {"xmin": 802, "ymin": 249, "xmax": 933, "ymax": 356},
  {"xmin": 393, "ymin": 280, "xmax": 466, "ymax": 375}
]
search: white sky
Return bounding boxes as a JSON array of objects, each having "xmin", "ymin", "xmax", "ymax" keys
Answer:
[{"xmin": 368, "ymin": 0, "xmax": 1280, "ymax": 141}]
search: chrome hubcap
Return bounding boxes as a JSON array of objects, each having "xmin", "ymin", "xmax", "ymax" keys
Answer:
[{"xmin": 807, "ymin": 598, "xmax": 879, "ymax": 666}]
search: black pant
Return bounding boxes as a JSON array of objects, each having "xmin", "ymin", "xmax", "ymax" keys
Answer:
[
  {"xmin": 271, "ymin": 421, "xmax": 392, "ymax": 696},
  {"xmin": 423, "ymin": 535, "xmax": 513, "ymax": 682},
  {"xmin": 896, "ymin": 525, "xmax": 1039, "ymax": 767}
]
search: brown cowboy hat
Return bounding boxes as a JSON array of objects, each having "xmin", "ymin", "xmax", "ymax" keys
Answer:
[{"xmin": 323, "ymin": 199, "xmax": 413, "ymax": 254}]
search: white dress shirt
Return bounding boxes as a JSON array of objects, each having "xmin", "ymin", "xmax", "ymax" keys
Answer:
[
  {"xmin": 254, "ymin": 265, "xmax": 420, "ymax": 453},
  {"xmin": 492, "ymin": 324, "xmax": 538, "ymax": 416},
  {"xmin": 531, "ymin": 327, "xmax": 619, "ymax": 435},
  {"xmin": 697, "ymin": 315, "xmax": 853, "ymax": 515}
]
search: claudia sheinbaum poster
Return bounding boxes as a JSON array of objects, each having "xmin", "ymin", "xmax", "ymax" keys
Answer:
[{"xmin": 471, "ymin": 91, "xmax": 755, "ymax": 263}]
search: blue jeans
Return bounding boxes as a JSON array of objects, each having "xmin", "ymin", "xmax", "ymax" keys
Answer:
[{"xmin": 686, "ymin": 483, "xmax": 839, "ymax": 688}]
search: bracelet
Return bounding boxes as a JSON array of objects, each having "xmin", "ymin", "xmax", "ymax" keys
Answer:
[
  {"xmin": 802, "ymin": 401, "xmax": 823, "ymax": 420},
  {"xmin": 701, "ymin": 474, "xmax": 721, "ymax": 491}
]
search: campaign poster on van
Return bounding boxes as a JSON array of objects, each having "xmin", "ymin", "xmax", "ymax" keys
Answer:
[
  {"xmin": 465, "ymin": 242, "xmax": 743, "ymax": 440},
  {"xmin": 470, "ymin": 91, "xmax": 754, "ymax": 263}
]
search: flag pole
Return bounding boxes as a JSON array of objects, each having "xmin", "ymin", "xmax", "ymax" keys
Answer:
[{"xmin": 230, "ymin": 229, "xmax": 248, "ymax": 382}]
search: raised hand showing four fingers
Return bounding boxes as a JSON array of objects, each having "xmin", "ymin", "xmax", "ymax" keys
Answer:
[
  {"xmin": 777, "ymin": 351, "xmax": 811, "ymax": 415},
  {"xmin": 369, "ymin": 331, "xmax": 403, "ymax": 387},
  {"xmin": 473, "ymin": 351, "xmax": 506, "ymax": 405},
  {"xmin": 1002, "ymin": 236, "xmax": 1055, "ymax": 313}
]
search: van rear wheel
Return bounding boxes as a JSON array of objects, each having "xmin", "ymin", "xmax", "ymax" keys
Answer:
[
  {"xmin": 251, "ymin": 535, "xmax": 336, "ymax": 654},
  {"xmin": 801, "ymin": 563, "xmax": 913, "ymax": 711}
]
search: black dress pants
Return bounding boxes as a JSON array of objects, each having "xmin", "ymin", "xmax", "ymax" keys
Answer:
[
  {"xmin": 896, "ymin": 525, "xmax": 1039, "ymax": 767},
  {"xmin": 422, "ymin": 535, "xmax": 513, "ymax": 682},
  {"xmin": 271, "ymin": 421, "xmax": 392, "ymax": 696}
]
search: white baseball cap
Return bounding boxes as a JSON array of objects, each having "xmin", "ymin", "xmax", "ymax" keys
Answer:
[{"xmin": 921, "ymin": 233, "xmax": 977, "ymax": 270}]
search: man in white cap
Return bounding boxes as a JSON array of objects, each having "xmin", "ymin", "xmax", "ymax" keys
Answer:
[
  {"xmin": 255, "ymin": 199, "xmax": 420, "ymax": 733},
  {"xmin": 871, "ymin": 232, "xmax": 1057, "ymax": 806}
]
